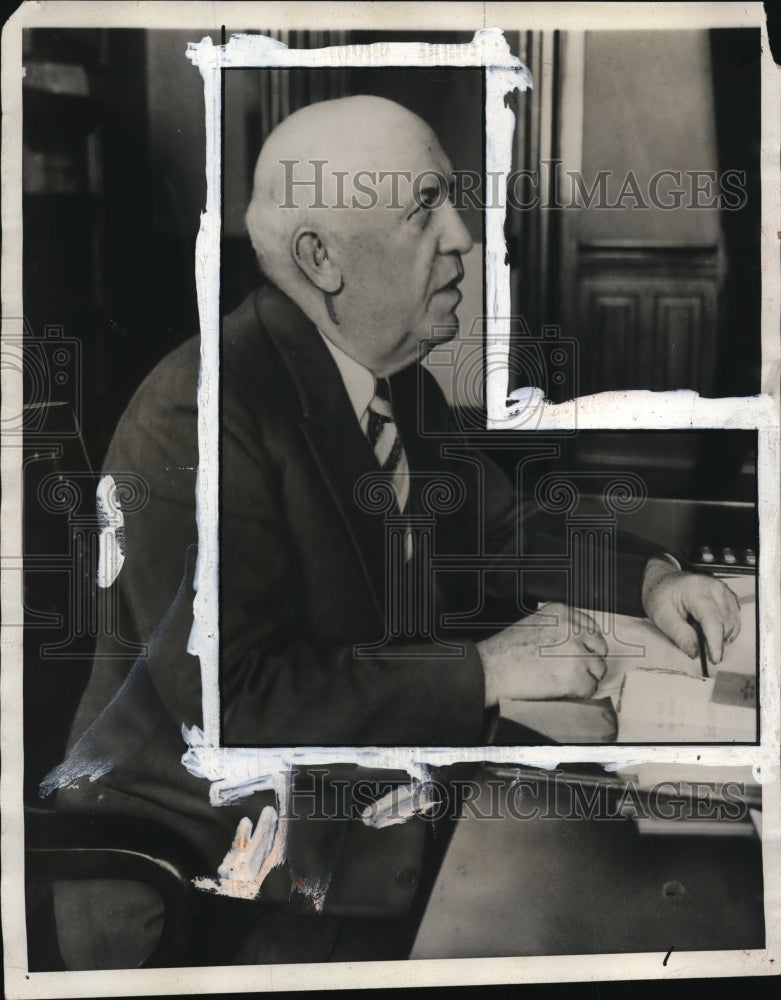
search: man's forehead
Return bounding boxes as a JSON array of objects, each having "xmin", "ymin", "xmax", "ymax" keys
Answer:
[
  {"xmin": 255, "ymin": 97, "xmax": 457, "ymax": 207},
  {"xmin": 285, "ymin": 128, "xmax": 450, "ymax": 175},
  {"xmin": 273, "ymin": 140, "xmax": 454, "ymax": 213}
]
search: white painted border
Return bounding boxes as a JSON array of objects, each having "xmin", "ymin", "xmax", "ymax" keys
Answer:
[
  {"xmin": 181, "ymin": 740, "xmax": 777, "ymax": 808},
  {"xmin": 184, "ymin": 29, "xmax": 531, "ymax": 754},
  {"xmin": 183, "ymin": 23, "xmax": 779, "ymax": 808}
]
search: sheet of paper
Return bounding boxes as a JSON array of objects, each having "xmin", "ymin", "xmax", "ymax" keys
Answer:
[
  {"xmin": 501, "ymin": 576, "xmax": 756, "ymax": 743},
  {"xmin": 595, "ymin": 575, "xmax": 755, "ymax": 741},
  {"xmin": 616, "ymin": 669, "xmax": 756, "ymax": 742}
]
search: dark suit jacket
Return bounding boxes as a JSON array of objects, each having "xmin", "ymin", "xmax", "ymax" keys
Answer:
[{"xmin": 57, "ymin": 283, "xmax": 661, "ymax": 921}]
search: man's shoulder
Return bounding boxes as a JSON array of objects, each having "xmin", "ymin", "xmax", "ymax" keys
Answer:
[
  {"xmin": 106, "ymin": 286, "xmax": 303, "ymax": 466},
  {"xmin": 114, "ymin": 333, "xmax": 201, "ymax": 430},
  {"xmin": 118, "ymin": 286, "xmax": 290, "ymax": 420},
  {"xmin": 132, "ymin": 334, "xmax": 202, "ymax": 402},
  {"xmin": 105, "ymin": 335, "xmax": 201, "ymax": 471},
  {"xmin": 222, "ymin": 282, "xmax": 313, "ymax": 379}
]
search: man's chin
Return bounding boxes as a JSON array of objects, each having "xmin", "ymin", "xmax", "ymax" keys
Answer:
[
  {"xmin": 430, "ymin": 310, "xmax": 461, "ymax": 339},
  {"xmin": 415, "ymin": 320, "xmax": 459, "ymax": 361}
]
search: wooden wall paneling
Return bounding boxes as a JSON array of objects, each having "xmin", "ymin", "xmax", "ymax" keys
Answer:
[{"xmin": 577, "ymin": 242, "xmax": 722, "ymax": 394}]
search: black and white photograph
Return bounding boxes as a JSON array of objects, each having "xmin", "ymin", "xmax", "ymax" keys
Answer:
[{"xmin": 1, "ymin": 2, "xmax": 779, "ymax": 996}]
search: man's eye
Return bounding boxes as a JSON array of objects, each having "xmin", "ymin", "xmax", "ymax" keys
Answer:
[
  {"xmin": 420, "ymin": 183, "xmax": 456, "ymax": 210},
  {"xmin": 407, "ymin": 184, "xmax": 449, "ymax": 223}
]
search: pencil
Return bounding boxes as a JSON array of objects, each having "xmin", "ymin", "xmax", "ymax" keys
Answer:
[{"xmin": 687, "ymin": 614, "xmax": 709, "ymax": 678}]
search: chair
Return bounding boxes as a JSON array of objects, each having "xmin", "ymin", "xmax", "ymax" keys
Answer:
[{"xmin": 24, "ymin": 806, "xmax": 211, "ymax": 970}]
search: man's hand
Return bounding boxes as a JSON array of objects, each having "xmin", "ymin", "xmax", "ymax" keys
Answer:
[
  {"xmin": 641, "ymin": 556, "xmax": 741, "ymax": 664},
  {"xmin": 478, "ymin": 603, "xmax": 608, "ymax": 708}
]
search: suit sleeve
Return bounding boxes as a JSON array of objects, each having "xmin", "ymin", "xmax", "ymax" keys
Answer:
[
  {"xmin": 109, "ymin": 356, "xmax": 486, "ymax": 749},
  {"xmin": 474, "ymin": 439, "xmax": 672, "ymax": 619}
]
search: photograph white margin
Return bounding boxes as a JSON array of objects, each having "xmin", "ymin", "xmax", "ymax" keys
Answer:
[{"xmin": 2, "ymin": 2, "xmax": 779, "ymax": 996}]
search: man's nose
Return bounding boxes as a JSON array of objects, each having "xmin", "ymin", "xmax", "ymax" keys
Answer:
[{"xmin": 437, "ymin": 201, "xmax": 474, "ymax": 256}]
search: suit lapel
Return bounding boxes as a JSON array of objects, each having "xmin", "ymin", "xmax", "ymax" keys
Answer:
[
  {"xmin": 254, "ymin": 286, "xmax": 390, "ymax": 619},
  {"xmin": 390, "ymin": 364, "xmax": 481, "ymax": 566},
  {"xmin": 390, "ymin": 364, "xmax": 456, "ymax": 518}
]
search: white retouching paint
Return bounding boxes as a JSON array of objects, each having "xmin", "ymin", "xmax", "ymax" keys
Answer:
[
  {"xmin": 185, "ymin": 29, "xmax": 530, "ymax": 778},
  {"xmin": 757, "ymin": 423, "xmax": 781, "ymax": 752},
  {"xmin": 195, "ymin": 806, "xmax": 281, "ymax": 901},
  {"xmin": 202, "ymin": 28, "xmax": 535, "ymax": 73},
  {"xmin": 187, "ymin": 37, "xmax": 222, "ymax": 751},
  {"xmin": 502, "ymin": 388, "xmax": 776, "ymax": 431},
  {"xmin": 361, "ymin": 779, "xmax": 439, "ymax": 829},
  {"xmin": 95, "ymin": 474, "xmax": 125, "ymax": 589},
  {"xmin": 484, "ymin": 61, "xmax": 527, "ymax": 425},
  {"xmin": 180, "ymin": 737, "xmax": 778, "ymax": 793}
]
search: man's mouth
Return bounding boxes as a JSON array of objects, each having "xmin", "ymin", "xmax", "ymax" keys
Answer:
[
  {"xmin": 429, "ymin": 264, "xmax": 465, "ymax": 312},
  {"xmin": 424, "ymin": 259, "xmax": 465, "ymax": 314},
  {"xmin": 436, "ymin": 262, "xmax": 465, "ymax": 294}
]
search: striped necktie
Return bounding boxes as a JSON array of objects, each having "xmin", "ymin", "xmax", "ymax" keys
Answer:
[{"xmin": 365, "ymin": 379, "xmax": 410, "ymax": 515}]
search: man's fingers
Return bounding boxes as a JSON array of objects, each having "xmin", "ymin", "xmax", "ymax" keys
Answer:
[
  {"xmin": 573, "ymin": 670, "xmax": 599, "ymax": 699},
  {"xmin": 717, "ymin": 586, "xmax": 741, "ymax": 643},
  {"xmin": 581, "ymin": 631, "xmax": 609, "ymax": 658},
  {"xmin": 565, "ymin": 655, "xmax": 605, "ymax": 696},
  {"xmin": 572, "ymin": 609, "xmax": 609, "ymax": 657},
  {"xmin": 653, "ymin": 607, "xmax": 699, "ymax": 659},
  {"xmin": 584, "ymin": 655, "xmax": 607, "ymax": 685},
  {"xmin": 724, "ymin": 615, "xmax": 741, "ymax": 644},
  {"xmin": 682, "ymin": 587, "xmax": 732, "ymax": 663},
  {"xmin": 695, "ymin": 607, "xmax": 726, "ymax": 664},
  {"xmin": 598, "ymin": 705, "xmax": 618, "ymax": 743},
  {"xmin": 566, "ymin": 610, "xmax": 607, "ymax": 684},
  {"xmin": 686, "ymin": 580, "xmax": 740, "ymax": 657},
  {"xmin": 547, "ymin": 656, "xmax": 604, "ymax": 699}
]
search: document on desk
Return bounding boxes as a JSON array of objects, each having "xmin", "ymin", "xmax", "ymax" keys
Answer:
[
  {"xmin": 601, "ymin": 574, "xmax": 756, "ymax": 742},
  {"xmin": 500, "ymin": 576, "xmax": 756, "ymax": 743}
]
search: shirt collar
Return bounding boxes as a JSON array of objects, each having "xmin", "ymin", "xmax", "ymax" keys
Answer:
[{"xmin": 319, "ymin": 330, "xmax": 376, "ymax": 425}]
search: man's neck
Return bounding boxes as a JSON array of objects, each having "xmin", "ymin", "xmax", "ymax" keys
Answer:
[{"xmin": 318, "ymin": 330, "xmax": 376, "ymax": 427}]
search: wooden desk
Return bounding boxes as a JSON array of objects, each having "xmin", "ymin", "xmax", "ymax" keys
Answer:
[{"xmin": 411, "ymin": 769, "xmax": 764, "ymax": 959}]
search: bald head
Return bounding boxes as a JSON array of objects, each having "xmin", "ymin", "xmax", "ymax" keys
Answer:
[
  {"xmin": 244, "ymin": 94, "xmax": 473, "ymax": 375},
  {"xmin": 246, "ymin": 97, "xmax": 437, "ymax": 284}
]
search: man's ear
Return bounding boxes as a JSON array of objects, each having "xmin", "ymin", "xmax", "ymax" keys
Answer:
[{"xmin": 291, "ymin": 228, "xmax": 342, "ymax": 294}]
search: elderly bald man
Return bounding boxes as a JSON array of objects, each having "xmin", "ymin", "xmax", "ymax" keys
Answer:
[
  {"xmin": 245, "ymin": 96, "xmax": 469, "ymax": 374},
  {"xmin": 53, "ymin": 95, "xmax": 739, "ymax": 968}
]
